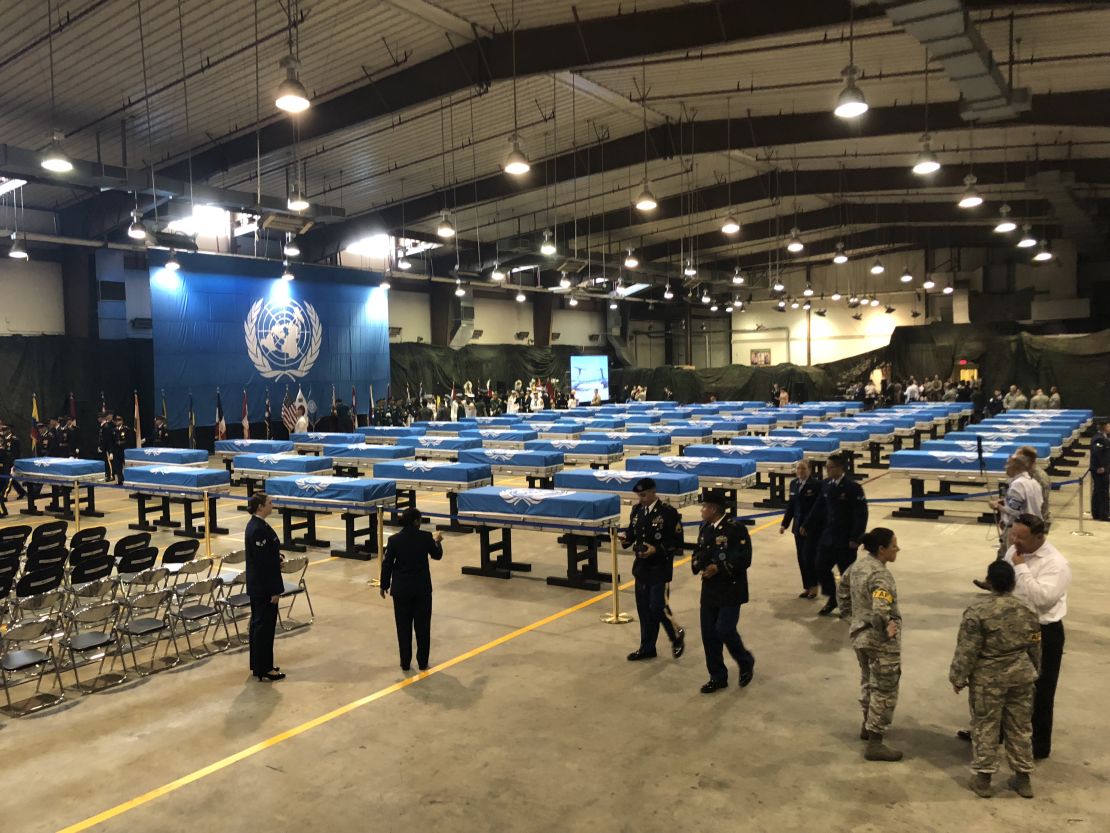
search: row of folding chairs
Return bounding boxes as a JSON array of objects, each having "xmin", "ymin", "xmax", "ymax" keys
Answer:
[{"xmin": 0, "ymin": 548, "xmax": 314, "ymax": 716}]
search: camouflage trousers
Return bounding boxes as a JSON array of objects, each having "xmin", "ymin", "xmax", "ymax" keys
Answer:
[
  {"xmin": 968, "ymin": 681, "xmax": 1035, "ymax": 774},
  {"xmin": 856, "ymin": 647, "xmax": 900, "ymax": 734}
]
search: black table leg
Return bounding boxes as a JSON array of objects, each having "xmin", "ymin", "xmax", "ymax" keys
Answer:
[
  {"xmin": 546, "ymin": 532, "xmax": 607, "ymax": 591},
  {"xmin": 332, "ymin": 510, "xmax": 377, "ymax": 560},
  {"xmin": 891, "ymin": 477, "xmax": 946, "ymax": 519},
  {"xmin": 436, "ymin": 491, "xmax": 475, "ymax": 534},
  {"xmin": 462, "ymin": 526, "xmax": 531, "ymax": 579}
]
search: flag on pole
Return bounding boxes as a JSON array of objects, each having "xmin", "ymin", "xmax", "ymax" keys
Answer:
[
  {"xmin": 161, "ymin": 389, "xmax": 168, "ymax": 423},
  {"xmin": 30, "ymin": 393, "xmax": 40, "ymax": 452},
  {"xmin": 369, "ymin": 384, "xmax": 375, "ymax": 420},
  {"xmin": 331, "ymin": 384, "xmax": 337, "ymax": 419},
  {"xmin": 68, "ymin": 392, "xmax": 78, "ymax": 427},
  {"xmin": 294, "ymin": 387, "xmax": 308, "ymax": 429},
  {"xmin": 281, "ymin": 386, "xmax": 296, "ymax": 433},
  {"xmin": 241, "ymin": 389, "xmax": 250, "ymax": 439},
  {"xmin": 99, "ymin": 390, "xmax": 106, "ymax": 415},
  {"xmin": 215, "ymin": 389, "xmax": 227, "ymax": 440},
  {"xmin": 187, "ymin": 393, "xmax": 196, "ymax": 449},
  {"xmin": 264, "ymin": 389, "xmax": 273, "ymax": 439},
  {"xmin": 133, "ymin": 391, "xmax": 143, "ymax": 448},
  {"xmin": 351, "ymin": 385, "xmax": 358, "ymax": 428}
]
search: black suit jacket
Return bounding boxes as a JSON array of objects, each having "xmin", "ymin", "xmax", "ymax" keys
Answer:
[
  {"xmin": 245, "ymin": 515, "xmax": 284, "ymax": 599},
  {"xmin": 381, "ymin": 526, "xmax": 443, "ymax": 597},
  {"xmin": 781, "ymin": 475, "xmax": 821, "ymax": 534},
  {"xmin": 802, "ymin": 476, "xmax": 868, "ymax": 548}
]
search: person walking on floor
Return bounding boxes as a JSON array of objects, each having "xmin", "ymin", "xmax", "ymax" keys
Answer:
[
  {"xmin": 950, "ymin": 560, "xmax": 1042, "ymax": 799},
  {"xmin": 837, "ymin": 527, "xmax": 903, "ymax": 762},
  {"xmin": 245, "ymin": 493, "xmax": 286, "ymax": 682},
  {"xmin": 622, "ymin": 478, "xmax": 685, "ymax": 662},
  {"xmin": 380, "ymin": 507, "xmax": 444, "ymax": 673},
  {"xmin": 801, "ymin": 453, "xmax": 868, "ymax": 616},
  {"xmin": 1090, "ymin": 419, "xmax": 1110, "ymax": 521},
  {"xmin": 780, "ymin": 459, "xmax": 821, "ymax": 599},
  {"xmin": 692, "ymin": 491, "xmax": 754, "ymax": 694}
]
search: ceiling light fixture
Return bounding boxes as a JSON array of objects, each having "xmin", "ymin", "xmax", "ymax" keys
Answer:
[
  {"xmin": 287, "ymin": 187, "xmax": 309, "ymax": 212},
  {"xmin": 701, "ymin": 287, "xmax": 711, "ymax": 304},
  {"xmin": 281, "ymin": 260, "xmax": 294, "ymax": 281},
  {"xmin": 491, "ymin": 262, "xmax": 506, "ymax": 281},
  {"xmin": 777, "ymin": 299, "xmax": 787, "ymax": 309},
  {"xmin": 685, "ymin": 261, "xmax": 698, "ymax": 278},
  {"xmin": 725, "ymin": 303, "xmax": 734, "ymax": 313},
  {"xmin": 559, "ymin": 273, "xmax": 571, "ymax": 289},
  {"xmin": 870, "ymin": 257, "xmax": 885, "ymax": 275},
  {"xmin": 1033, "ymin": 241, "xmax": 1054, "ymax": 262},
  {"xmin": 912, "ymin": 135, "xmax": 940, "ymax": 175},
  {"xmin": 815, "ymin": 308, "xmax": 827, "ymax": 317},
  {"xmin": 634, "ymin": 179, "xmax": 658, "ymax": 212},
  {"xmin": 710, "ymin": 303, "xmax": 718, "ymax": 312},
  {"xmin": 568, "ymin": 295, "xmax": 579, "ymax": 307},
  {"xmin": 516, "ymin": 289, "xmax": 527, "ymax": 303},
  {"xmin": 380, "ymin": 277, "xmax": 391, "ymax": 290},
  {"xmin": 127, "ymin": 209, "xmax": 147, "ymax": 240},
  {"xmin": 721, "ymin": 215, "xmax": 740, "ymax": 235},
  {"xmin": 803, "ymin": 284, "xmax": 814, "ymax": 297},
  {"xmin": 831, "ymin": 291, "xmax": 842, "ymax": 301},
  {"xmin": 436, "ymin": 212, "xmax": 455, "ymax": 238},
  {"xmin": 540, "ymin": 230, "xmax": 556, "ymax": 255},
  {"xmin": 772, "ymin": 279, "xmax": 785, "ymax": 293},
  {"xmin": 958, "ymin": 174, "xmax": 983, "ymax": 209},
  {"xmin": 802, "ymin": 300, "xmax": 812, "ymax": 311},
  {"xmin": 624, "ymin": 250, "xmax": 639, "ymax": 269},
  {"xmin": 663, "ymin": 284, "xmax": 674, "ymax": 300},
  {"xmin": 283, "ymin": 235, "xmax": 300, "ymax": 258},
  {"xmin": 834, "ymin": 66, "xmax": 868, "ymax": 119},
  {"xmin": 8, "ymin": 233, "xmax": 28, "ymax": 260},
  {"xmin": 994, "ymin": 204, "xmax": 1017, "ymax": 234},
  {"xmin": 869, "ymin": 297, "xmax": 881, "ymax": 307},
  {"xmin": 790, "ymin": 299, "xmax": 800, "ymax": 309},
  {"xmin": 454, "ymin": 279, "xmax": 465, "ymax": 297},
  {"xmin": 786, "ymin": 227, "xmax": 804, "ymax": 253},
  {"xmin": 397, "ymin": 252, "xmax": 412, "ymax": 270},
  {"xmin": 41, "ymin": 130, "xmax": 73, "ymax": 173},
  {"xmin": 1017, "ymin": 225, "xmax": 1037, "ymax": 248},
  {"xmin": 275, "ymin": 55, "xmax": 310, "ymax": 113},
  {"xmin": 922, "ymin": 277, "xmax": 936, "ymax": 290},
  {"xmin": 165, "ymin": 251, "xmax": 180, "ymax": 272},
  {"xmin": 900, "ymin": 266, "xmax": 913, "ymax": 283},
  {"xmin": 833, "ymin": 241, "xmax": 848, "ymax": 265},
  {"xmin": 849, "ymin": 294, "xmax": 859, "ymax": 305},
  {"xmin": 885, "ymin": 304, "xmax": 896, "ymax": 314},
  {"xmin": 942, "ymin": 284, "xmax": 955, "ymax": 294},
  {"xmin": 732, "ymin": 268, "xmax": 745, "ymax": 285},
  {"xmin": 503, "ymin": 135, "xmax": 530, "ymax": 176}
]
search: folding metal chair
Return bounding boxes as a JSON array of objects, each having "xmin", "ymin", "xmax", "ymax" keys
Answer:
[
  {"xmin": 24, "ymin": 542, "xmax": 68, "ymax": 577},
  {"xmin": 116, "ymin": 546, "xmax": 159, "ymax": 589},
  {"xmin": 0, "ymin": 554, "xmax": 18, "ymax": 623},
  {"xmin": 0, "ymin": 616, "xmax": 66, "ymax": 715},
  {"xmin": 161, "ymin": 540, "xmax": 200, "ymax": 582},
  {"xmin": 113, "ymin": 532, "xmax": 151, "ymax": 561},
  {"xmin": 118, "ymin": 589, "xmax": 180, "ymax": 675},
  {"xmin": 69, "ymin": 526, "xmax": 107, "ymax": 550},
  {"xmin": 69, "ymin": 555, "xmax": 119, "ymax": 607},
  {"xmin": 0, "ymin": 537, "xmax": 25, "ymax": 560},
  {"xmin": 171, "ymin": 577, "xmax": 229, "ymax": 659},
  {"xmin": 216, "ymin": 549, "xmax": 246, "ymax": 583},
  {"xmin": 60, "ymin": 600, "xmax": 126, "ymax": 693},
  {"xmin": 171, "ymin": 556, "xmax": 216, "ymax": 594},
  {"xmin": 68, "ymin": 539, "xmax": 110, "ymax": 570},
  {"xmin": 11, "ymin": 567, "xmax": 68, "ymax": 623},
  {"xmin": 277, "ymin": 556, "xmax": 314, "ymax": 631},
  {"xmin": 29, "ymin": 520, "xmax": 68, "ymax": 551},
  {"xmin": 0, "ymin": 524, "xmax": 31, "ymax": 551},
  {"xmin": 216, "ymin": 572, "xmax": 252, "ymax": 646}
]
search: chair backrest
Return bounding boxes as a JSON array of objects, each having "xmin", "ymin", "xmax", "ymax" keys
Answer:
[
  {"xmin": 69, "ymin": 539, "xmax": 110, "ymax": 567},
  {"xmin": 219, "ymin": 549, "xmax": 246, "ymax": 568},
  {"xmin": 175, "ymin": 556, "xmax": 215, "ymax": 581},
  {"xmin": 114, "ymin": 532, "xmax": 152, "ymax": 560},
  {"xmin": 70, "ymin": 554, "xmax": 116, "ymax": 585},
  {"xmin": 0, "ymin": 537, "xmax": 26, "ymax": 560},
  {"xmin": 71, "ymin": 574, "xmax": 120, "ymax": 607},
  {"xmin": 121, "ymin": 566, "xmax": 169, "ymax": 595},
  {"xmin": 280, "ymin": 556, "xmax": 309, "ymax": 582},
  {"xmin": 15, "ymin": 566, "xmax": 65, "ymax": 599},
  {"xmin": 68, "ymin": 600, "xmax": 121, "ymax": 638},
  {"xmin": 29, "ymin": 519, "xmax": 68, "ymax": 549},
  {"xmin": 69, "ymin": 526, "xmax": 107, "ymax": 550},
  {"xmin": 0, "ymin": 524, "xmax": 31, "ymax": 548},
  {"xmin": 162, "ymin": 539, "xmax": 199, "ymax": 565},
  {"xmin": 0, "ymin": 554, "xmax": 18, "ymax": 599},
  {"xmin": 117, "ymin": 545, "xmax": 158, "ymax": 575},
  {"xmin": 126, "ymin": 588, "xmax": 174, "ymax": 618},
  {"xmin": 177, "ymin": 576, "xmax": 222, "ymax": 606},
  {"xmin": 1, "ymin": 616, "xmax": 57, "ymax": 650},
  {"xmin": 25, "ymin": 543, "xmax": 69, "ymax": 573}
]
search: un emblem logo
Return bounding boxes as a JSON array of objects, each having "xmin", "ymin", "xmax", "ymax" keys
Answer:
[{"xmin": 244, "ymin": 298, "xmax": 322, "ymax": 380}]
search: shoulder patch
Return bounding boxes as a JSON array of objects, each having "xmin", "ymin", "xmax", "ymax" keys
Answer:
[
  {"xmin": 1030, "ymin": 631, "xmax": 1041, "ymax": 642},
  {"xmin": 871, "ymin": 589, "xmax": 894, "ymax": 603}
]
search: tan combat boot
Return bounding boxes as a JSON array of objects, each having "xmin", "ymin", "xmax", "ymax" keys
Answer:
[
  {"xmin": 968, "ymin": 772, "xmax": 992, "ymax": 798},
  {"xmin": 1008, "ymin": 772, "xmax": 1034, "ymax": 799},
  {"xmin": 864, "ymin": 732, "xmax": 904, "ymax": 761}
]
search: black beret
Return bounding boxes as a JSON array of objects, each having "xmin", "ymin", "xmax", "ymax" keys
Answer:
[
  {"xmin": 632, "ymin": 477, "xmax": 657, "ymax": 493},
  {"xmin": 700, "ymin": 489, "xmax": 727, "ymax": 507}
]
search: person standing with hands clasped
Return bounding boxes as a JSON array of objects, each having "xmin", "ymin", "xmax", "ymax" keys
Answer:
[
  {"xmin": 780, "ymin": 459, "xmax": 822, "ymax": 599},
  {"xmin": 802, "ymin": 453, "xmax": 868, "ymax": 616},
  {"xmin": 837, "ymin": 528, "xmax": 903, "ymax": 761},
  {"xmin": 245, "ymin": 494, "xmax": 286, "ymax": 682},
  {"xmin": 1090, "ymin": 419, "xmax": 1110, "ymax": 521},
  {"xmin": 380, "ymin": 508, "xmax": 444, "ymax": 673},
  {"xmin": 622, "ymin": 478, "xmax": 685, "ymax": 662},
  {"xmin": 949, "ymin": 560, "xmax": 1042, "ymax": 799},
  {"xmin": 692, "ymin": 492, "xmax": 754, "ymax": 694}
]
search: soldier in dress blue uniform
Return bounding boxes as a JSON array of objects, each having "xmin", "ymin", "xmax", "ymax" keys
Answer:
[
  {"xmin": 780, "ymin": 459, "xmax": 822, "ymax": 599},
  {"xmin": 112, "ymin": 415, "xmax": 135, "ymax": 485},
  {"xmin": 692, "ymin": 491, "xmax": 755, "ymax": 693},
  {"xmin": 621, "ymin": 478, "xmax": 685, "ymax": 662},
  {"xmin": 151, "ymin": 414, "xmax": 171, "ymax": 447},
  {"xmin": 1090, "ymin": 420, "xmax": 1110, "ymax": 521},
  {"xmin": 97, "ymin": 412, "xmax": 117, "ymax": 480},
  {"xmin": 801, "ymin": 453, "xmax": 869, "ymax": 616}
]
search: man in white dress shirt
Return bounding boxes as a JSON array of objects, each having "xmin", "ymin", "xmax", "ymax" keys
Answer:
[{"xmin": 1005, "ymin": 514, "xmax": 1071, "ymax": 760}]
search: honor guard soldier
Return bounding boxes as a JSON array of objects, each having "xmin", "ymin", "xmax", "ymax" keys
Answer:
[
  {"xmin": 245, "ymin": 494, "xmax": 286, "ymax": 682},
  {"xmin": 1090, "ymin": 420, "xmax": 1110, "ymax": 521},
  {"xmin": 692, "ymin": 491, "xmax": 755, "ymax": 693},
  {"xmin": 97, "ymin": 413, "xmax": 117, "ymax": 480},
  {"xmin": 837, "ymin": 528, "xmax": 904, "ymax": 762},
  {"xmin": 0, "ymin": 420, "xmax": 27, "ymax": 509},
  {"xmin": 780, "ymin": 459, "xmax": 822, "ymax": 599},
  {"xmin": 56, "ymin": 415, "xmax": 75, "ymax": 457},
  {"xmin": 112, "ymin": 414, "xmax": 135, "ymax": 484},
  {"xmin": 151, "ymin": 414, "xmax": 170, "ymax": 447},
  {"xmin": 42, "ymin": 419, "xmax": 60, "ymax": 456},
  {"xmin": 621, "ymin": 478, "xmax": 685, "ymax": 662},
  {"xmin": 801, "ymin": 453, "xmax": 869, "ymax": 616}
]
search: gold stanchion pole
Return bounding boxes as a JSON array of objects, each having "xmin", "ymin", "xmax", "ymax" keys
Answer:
[
  {"xmin": 601, "ymin": 527, "xmax": 632, "ymax": 624},
  {"xmin": 202, "ymin": 489, "xmax": 213, "ymax": 558},
  {"xmin": 367, "ymin": 505, "xmax": 383, "ymax": 587},
  {"xmin": 72, "ymin": 479, "xmax": 82, "ymax": 532},
  {"xmin": 1073, "ymin": 473, "xmax": 1094, "ymax": 537}
]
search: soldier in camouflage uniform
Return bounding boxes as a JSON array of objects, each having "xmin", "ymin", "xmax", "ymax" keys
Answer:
[
  {"xmin": 949, "ymin": 560, "xmax": 1041, "ymax": 799},
  {"xmin": 837, "ymin": 527, "xmax": 903, "ymax": 761}
]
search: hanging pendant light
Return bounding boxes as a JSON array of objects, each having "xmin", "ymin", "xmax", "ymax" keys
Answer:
[
  {"xmin": 559, "ymin": 272, "xmax": 571, "ymax": 289},
  {"xmin": 436, "ymin": 212, "xmax": 456, "ymax": 238},
  {"xmin": 380, "ymin": 277, "xmax": 391, "ymax": 290},
  {"xmin": 912, "ymin": 135, "xmax": 941, "ymax": 175},
  {"xmin": 900, "ymin": 266, "xmax": 913, "ymax": 283},
  {"xmin": 624, "ymin": 250, "xmax": 639, "ymax": 269},
  {"xmin": 491, "ymin": 262, "xmax": 506, "ymax": 281},
  {"xmin": 721, "ymin": 214, "xmax": 740, "ymax": 235},
  {"xmin": 397, "ymin": 251, "xmax": 413, "ymax": 270},
  {"xmin": 634, "ymin": 178, "xmax": 658, "ymax": 212},
  {"xmin": 454, "ymin": 278, "xmax": 466, "ymax": 297},
  {"xmin": 870, "ymin": 257, "xmax": 885, "ymax": 275},
  {"xmin": 772, "ymin": 278, "xmax": 785, "ymax": 293},
  {"xmin": 283, "ymin": 235, "xmax": 301, "ymax": 258},
  {"xmin": 281, "ymin": 260, "xmax": 295, "ymax": 281},
  {"xmin": 700, "ymin": 287, "xmax": 711, "ymax": 304},
  {"xmin": 802, "ymin": 300, "xmax": 812, "ymax": 311},
  {"xmin": 287, "ymin": 187, "xmax": 309, "ymax": 212},
  {"xmin": 275, "ymin": 55, "xmax": 310, "ymax": 113},
  {"xmin": 993, "ymin": 204, "xmax": 1016, "ymax": 234},
  {"xmin": 958, "ymin": 174, "xmax": 983, "ymax": 209},
  {"xmin": 803, "ymin": 284, "xmax": 814, "ymax": 297},
  {"xmin": 8, "ymin": 233, "xmax": 28, "ymax": 260},
  {"xmin": 165, "ymin": 251, "xmax": 181, "ymax": 272},
  {"xmin": 540, "ymin": 230, "xmax": 556, "ymax": 255},
  {"xmin": 127, "ymin": 209, "xmax": 147, "ymax": 240},
  {"xmin": 732, "ymin": 268, "xmax": 744, "ymax": 285},
  {"xmin": 503, "ymin": 135, "xmax": 531, "ymax": 176},
  {"xmin": 849, "ymin": 293, "xmax": 859, "ymax": 305},
  {"xmin": 831, "ymin": 291, "xmax": 842, "ymax": 301},
  {"xmin": 663, "ymin": 283, "xmax": 674, "ymax": 300},
  {"xmin": 790, "ymin": 299, "xmax": 800, "ymax": 309},
  {"xmin": 41, "ymin": 131, "xmax": 73, "ymax": 173},
  {"xmin": 516, "ymin": 288, "xmax": 527, "ymax": 303},
  {"xmin": 1033, "ymin": 241, "xmax": 1053, "ymax": 262},
  {"xmin": 942, "ymin": 284, "xmax": 955, "ymax": 294},
  {"xmin": 685, "ymin": 260, "xmax": 698, "ymax": 278},
  {"xmin": 834, "ymin": 65, "xmax": 868, "ymax": 119},
  {"xmin": 786, "ymin": 227, "xmax": 804, "ymax": 253},
  {"xmin": 869, "ymin": 296, "xmax": 881, "ymax": 307},
  {"xmin": 725, "ymin": 302, "xmax": 734, "ymax": 313},
  {"xmin": 568, "ymin": 295, "xmax": 578, "ymax": 307},
  {"xmin": 833, "ymin": 241, "xmax": 848, "ymax": 265},
  {"xmin": 922, "ymin": 276, "xmax": 936, "ymax": 290},
  {"xmin": 709, "ymin": 302, "xmax": 718, "ymax": 312},
  {"xmin": 776, "ymin": 299, "xmax": 787, "ymax": 310},
  {"xmin": 1017, "ymin": 224, "xmax": 1037, "ymax": 248}
]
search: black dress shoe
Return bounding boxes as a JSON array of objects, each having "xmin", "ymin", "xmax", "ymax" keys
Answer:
[
  {"xmin": 627, "ymin": 649, "xmax": 657, "ymax": 661},
  {"xmin": 401, "ymin": 664, "xmax": 411, "ymax": 672},
  {"xmin": 256, "ymin": 671, "xmax": 286, "ymax": 682},
  {"xmin": 700, "ymin": 679, "xmax": 728, "ymax": 694},
  {"xmin": 739, "ymin": 665, "xmax": 755, "ymax": 688},
  {"xmin": 1033, "ymin": 750, "xmax": 1050, "ymax": 760},
  {"xmin": 672, "ymin": 629, "xmax": 686, "ymax": 659},
  {"xmin": 418, "ymin": 664, "xmax": 429, "ymax": 671},
  {"xmin": 957, "ymin": 730, "xmax": 972, "ymax": 742},
  {"xmin": 818, "ymin": 600, "xmax": 837, "ymax": 616}
]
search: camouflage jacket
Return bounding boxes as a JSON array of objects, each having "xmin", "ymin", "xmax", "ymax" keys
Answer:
[
  {"xmin": 837, "ymin": 554, "xmax": 900, "ymax": 653},
  {"xmin": 948, "ymin": 594, "xmax": 1041, "ymax": 689}
]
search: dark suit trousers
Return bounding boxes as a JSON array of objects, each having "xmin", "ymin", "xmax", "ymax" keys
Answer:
[
  {"xmin": 634, "ymin": 580, "xmax": 679, "ymax": 653},
  {"xmin": 700, "ymin": 604, "xmax": 754, "ymax": 683},
  {"xmin": 248, "ymin": 598, "xmax": 278, "ymax": 674},
  {"xmin": 1033, "ymin": 621, "xmax": 1064, "ymax": 757},
  {"xmin": 792, "ymin": 532, "xmax": 818, "ymax": 589},
  {"xmin": 393, "ymin": 593, "xmax": 433, "ymax": 669},
  {"xmin": 1091, "ymin": 472, "xmax": 1109, "ymax": 520},
  {"xmin": 817, "ymin": 544, "xmax": 858, "ymax": 598}
]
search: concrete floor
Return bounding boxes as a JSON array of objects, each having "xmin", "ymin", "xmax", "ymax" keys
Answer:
[{"xmin": 2, "ymin": 463, "xmax": 1108, "ymax": 833}]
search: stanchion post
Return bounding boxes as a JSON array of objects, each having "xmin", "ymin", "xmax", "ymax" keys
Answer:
[
  {"xmin": 601, "ymin": 527, "xmax": 632, "ymax": 625},
  {"xmin": 1072, "ymin": 473, "xmax": 1094, "ymax": 537},
  {"xmin": 203, "ymin": 489, "xmax": 213, "ymax": 557},
  {"xmin": 367, "ymin": 505, "xmax": 383, "ymax": 587},
  {"xmin": 72, "ymin": 479, "xmax": 81, "ymax": 532}
]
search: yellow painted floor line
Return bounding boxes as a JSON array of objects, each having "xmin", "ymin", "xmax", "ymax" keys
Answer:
[{"xmin": 56, "ymin": 517, "xmax": 777, "ymax": 833}]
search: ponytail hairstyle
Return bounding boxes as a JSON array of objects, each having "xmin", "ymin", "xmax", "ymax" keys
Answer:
[{"xmin": 860, "ymin": 527, "xmax": 895, "ymax": 555}]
